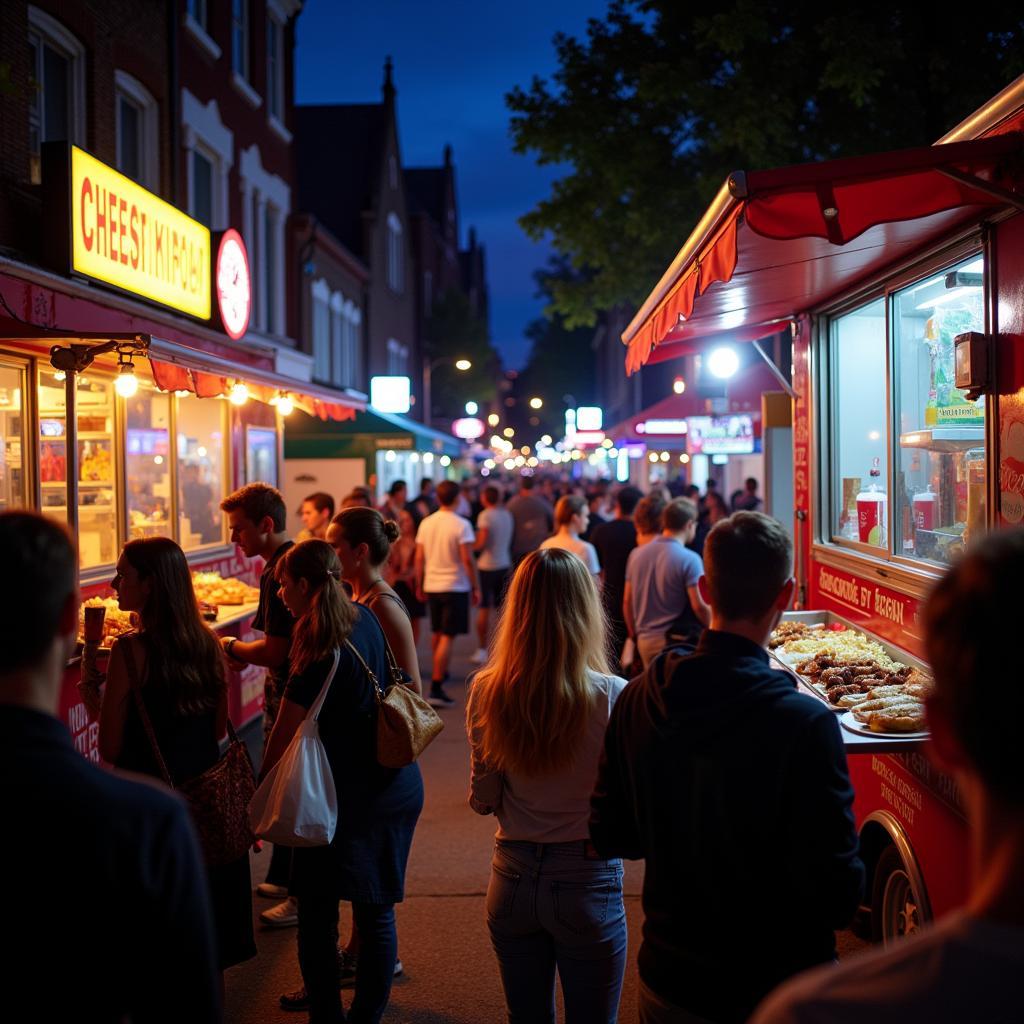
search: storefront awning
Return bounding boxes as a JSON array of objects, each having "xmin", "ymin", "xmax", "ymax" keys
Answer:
[
  {"xmin": 284, "ymin": 405, "xmax": 463, "ymax": 458},
  {"xmin": 147, "ymin": 336, "xmax": 363, "ymax": 421},
  {"xmin": 622, "ymin": 132, "xmax": 1024, "ymax": 373}
]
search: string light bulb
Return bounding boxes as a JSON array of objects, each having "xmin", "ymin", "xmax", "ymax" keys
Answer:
[
  {"xmin": 115, "ymin": 361, "xmax": 139, "ymax": 398},
  {"xmin": 229, "ymin": 381, "xmax": 250, "ymax": 406},
  {"xmin": 274, "ymin": 392, "xmax": 294, "ymax": 416}
]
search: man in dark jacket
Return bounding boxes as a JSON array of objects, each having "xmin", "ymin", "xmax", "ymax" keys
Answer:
[{"xmin": 590, "ymin": 511, "xmax": 864, "ymax": 1023}]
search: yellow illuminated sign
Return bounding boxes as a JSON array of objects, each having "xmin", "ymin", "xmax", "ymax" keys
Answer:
[{"xmin": 71, "ymin": 146, "xmax": 211, "ymax": 319}]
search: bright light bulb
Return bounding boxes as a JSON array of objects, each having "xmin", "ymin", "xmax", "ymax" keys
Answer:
[
  {"xmin": 423, "ymin": 452, "xmax": 434, "ymax": 464},
  {"xmin": 681, "ymin": 453, "xmax": 691, "ymax": 464},
  {"xmin": 673, "ymin": 378, "xmax": 686, "ymax": 394},
  {"xmin": 229, "ymin": 382, "xmax": 249, "ymax": 405},
  {"xmin": 540, "ymin": 434, "xmax": 552, "ymax": 447},
  {"xmin": 385, "ymin": 450, "xmax": 397, "ymax": 462},
  {"xmin": 53, "ymin": 369, "xmax": 67, "ymax": 382},
  {"xmin": 115, "ymin": 366, "xmax": 139, "ymax": 398},
  {"xmin": 465, "ymin": 401, "xmax": 478, "ymax": 415},
  {"xmin": 503, "ymin": 427, "xmax": 514, "ymax": 438},
  {"xmin": 410, "ymin": 452, "xmax": 420, "ymax": 463},
  {"xmin": 440, "ymin": 455, "xmax": 451, "ymax": 467},
  {"xmin": 601, "ymin": 438, "xmax": 613, "ymax": 448},
  {"xmin": 487, "ymin": 413, "xmax": 500, "ymax": 427},
  {"xmin": 649, "ymin": 452, "xmax": 659, "ymax": 463},
  {"xmin": 529, "ymin": 397, "xmax": 543, "ymax": 409},
  {"xmin": 153, "ymin": 455, "xmax": 164, "ymax": 466},
  {"xmin": 276, "ymin": 395, "xmax": 295, "ymax": 416},
  {"xmin": 707, "ymin": 347, "xmax": 740, "ymax": 379},
  {"xmin": 455, "ymin": 359, "xmax": 472, "ymax": 371},
  {"xmin": 197, "ymin": 446, "xmax": 208, "ymax": 458}
]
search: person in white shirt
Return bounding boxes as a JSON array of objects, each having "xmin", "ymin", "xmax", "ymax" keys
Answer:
[
  {"xmin": 471, "ymin": 484, "xmax": 514, "ymax": 665},
  {"xmin": 468, "ymin": 547, "xmax": 628, "ymax": 1024},
  {"xmin": 539, "ymin": 494, "xmax": 601, "ymax": 576},
  {"xmin": 415, "ymin": 479, "xmax": 479, "ymax": 706},
  {"xmin": 751, "ymin": 528, "xmax": 1024, "ymax": 1024}
]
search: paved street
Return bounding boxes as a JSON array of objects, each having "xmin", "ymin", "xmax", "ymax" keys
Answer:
[{"xmin": 225, "ymin": 630, "xmax": 866, "ymax": 1024}]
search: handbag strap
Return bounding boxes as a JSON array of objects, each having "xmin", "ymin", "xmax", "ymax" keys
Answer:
[
  {"xmin": 306, "ymin": 647, "xmax": 342, "ymax": 722},
  {"xmin": 121, "ymin": 636, "xmax": 176, "ymax": 790},
  {"xmin": 344, "ymin": 638, "xmax": 386, "ymax": 704}
]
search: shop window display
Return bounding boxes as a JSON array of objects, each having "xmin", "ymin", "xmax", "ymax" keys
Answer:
[
  {"xmin": 829, "ymin": 298, "xmax": 888, "ymax": 548},
  {"xmin": 0, "ymin": 362, "xmax": 27, "ymax": 512},
  {"xmin": 246, "ymin": 426, "xmax": 277, "ymax": 486},
  {"xmin": 894, "ymin": 255, "xmax": 985, "ymax": 566},
  {"xmin": 126, "ymin": 384, "xmax": 172, "ymax": 540},
  {"xmin": 38, "ymin": 369, "xmax": 117, "ymax": 570},
  {"xmin": 177, "ymin": 393, "xmax": 225, "ymax": 550}
]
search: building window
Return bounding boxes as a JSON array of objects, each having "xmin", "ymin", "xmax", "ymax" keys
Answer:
[
  {"xmin": 266, "ymin": 13, "xmax": 284, "ymax": 121},
  {"xmin": 187, "ymin": 0, "xmax": 207, "ymax": 30},
  {"xmin": 190, "ymin": 148, "xmax": 214, "ymax": 227},
  {"xmin": 387, "ymin": 212, "xmax": 404, "ymax": 293},
  {"xmin": 330, "ymin": 294, "xmax": 344, "ymax": 387},
  {"xmin": 311, "ymin": 279, "xmax": 330, "ymax": 382},
  {"xmin": 264, "ymin": 204, "xmax": 277, "ymax": 333},
  {"xmin": 27, "ymin": 7, "xmax": 85, "ymax": 184},
  {"xmin": 232, "ymin": 0, "xmax": 249, "ymax": 79},
  {"xmin": 114, "ymin": 71, "xmax": 158, "ymax": 189},
  {"xmin": 386, "ymin": 339, "xmax": 409, "ymax": 377}
]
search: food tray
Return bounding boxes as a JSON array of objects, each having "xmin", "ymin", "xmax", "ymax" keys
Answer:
[{"xmin": 768, "ymin": 610, "xmax": 930, "ymax": 752}]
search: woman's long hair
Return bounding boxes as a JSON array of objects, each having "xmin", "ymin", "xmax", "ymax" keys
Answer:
[
  {"xmin": 278, "ymin": 540, "xmax": 356, "ymax": 675},
  {"xmin": 467, "ymin": 547, "xmax": 611, "ymax": 777},
  {"xmin": 121, "ymin": 538, "xmax": 225, "ymax": 715}
]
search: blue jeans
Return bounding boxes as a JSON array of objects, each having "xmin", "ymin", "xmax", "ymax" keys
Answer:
[
  {"xmin": 487, "ymin": 839, "xmax": 627, "ymax": 1024},
  {"xmin": 297, "ymin": 897, "xmax": 397, "ymax": 1024}
]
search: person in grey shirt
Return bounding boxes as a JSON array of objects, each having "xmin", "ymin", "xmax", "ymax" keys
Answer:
[
  {"xmin": 506, "ymin": 476, "xmax": 554, "ymax": 564},
  {"xmin": 472, "ymin": 484, "xmax": 514, "ymax": 663},
  {"xmin": 624, "ymin": 497, "xmax": 710, "ymax": 668}
]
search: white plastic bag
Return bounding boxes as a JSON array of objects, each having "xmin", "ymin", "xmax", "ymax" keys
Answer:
[{"xmin": 249, "ymin": 649, "xmax": 340, "ymax": 847}]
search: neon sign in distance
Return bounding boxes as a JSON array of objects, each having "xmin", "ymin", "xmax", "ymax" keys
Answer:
[
  {"xmin": 452, "ymin": 417, "xmax": 485, "ymax": 439},
  {"xmin": 576, "ymin": 406, "xmax": 603, "ymax": 431},
  {"xmin": 637, "ymin": 419, "xmax": 688, "ymax": 435},
  {"xmin": 370, "ymin": 376, "xmax": 411, "ymax": 414},
  {"xmin": 216, "ymin": 229, "xmax": 251, "ymax": 340}
]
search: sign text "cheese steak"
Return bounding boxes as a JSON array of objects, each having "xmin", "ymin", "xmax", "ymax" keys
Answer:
[{"xmin": 71, "ymin": 147, "xmax": 211, "ymax": 319}]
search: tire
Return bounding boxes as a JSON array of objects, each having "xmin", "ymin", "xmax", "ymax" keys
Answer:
[{"xmin": 870, "ymin": 844, "xmax": 926, "ymax": 945}]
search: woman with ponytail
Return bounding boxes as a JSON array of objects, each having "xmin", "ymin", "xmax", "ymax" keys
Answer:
[
  {"xmin": 467, "ymin": 547, "xmax": 628, "ymax": 1023},
  {"xmin": 263, "ymin": 540, "xmax": 423, "ymax": 1024}
]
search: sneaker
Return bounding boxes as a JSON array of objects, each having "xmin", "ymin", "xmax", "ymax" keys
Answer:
[
  {"xmin": 280, "ymin": 953, "xmax": 402, "ymax": 1008},
  {"xmin": 428, "ymin": 684, "xmax": 455, "ymax": 707},
  {"xmin": 255, "ymin": 881, "xmax": 289, "ymax": 898},
  {"xmin": 470, "ymin": 647, "xmax": 488, "ymax": 664},
  {"xmin": 259, "ymin": 896, "xmax": 298, "ymax": 928}
]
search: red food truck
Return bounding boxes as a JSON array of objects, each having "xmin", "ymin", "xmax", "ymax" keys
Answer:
[{"xmin": 619, "ymin": 74, "xmax": 1024, "ymax": 942}]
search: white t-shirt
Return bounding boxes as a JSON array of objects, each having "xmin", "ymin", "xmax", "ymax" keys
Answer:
[
  {"xmin": 417, "ymin": 508, "xmax": 475, "ymax": 593},
  {"xmin": 750, "ymin": 911, "xmax": 1024, "ymax": 1024},
  {"xmin": 539, "ymin": 532, "xmax": 601, "ymax": 575},
  {"xmin": 477, "ymin": 506, "xmax": 514, "ymax": 571},
  {"xmin": 470, "ymin": 670, "xmax": 627, "ymax": 842}
]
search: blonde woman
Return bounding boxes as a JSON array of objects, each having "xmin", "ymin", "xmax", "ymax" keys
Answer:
[
  {"xmin": 467, "ymin": 548, "xmax": 628, "ymax": 1024},
  {"xmin": 539, "ymin": 494, "xmax": 601, "ymax": 576}
]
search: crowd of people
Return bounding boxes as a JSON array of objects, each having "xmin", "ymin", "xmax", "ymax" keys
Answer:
[{"xmin": 3, "ymin": 464, "xmax": 1022, "ymax": 1024}]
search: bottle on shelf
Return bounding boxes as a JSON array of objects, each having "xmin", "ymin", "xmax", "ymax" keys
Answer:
[{"xmin": 856, "ymin": 458, "xmax": 887, "ymax": 547}]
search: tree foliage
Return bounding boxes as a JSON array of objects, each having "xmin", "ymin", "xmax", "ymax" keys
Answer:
[{"xmin": 508, "ymin": 1, "xmax": 1024, "ymax": 327}]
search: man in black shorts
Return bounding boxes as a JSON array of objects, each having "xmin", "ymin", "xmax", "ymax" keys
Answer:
[
  {"xmin": 471, "ymin": 484, "xmax": 513, "ymax": 663},
  {"xmin": 415, "ymin": 480, "xmax": 480, "ymax": 706}
]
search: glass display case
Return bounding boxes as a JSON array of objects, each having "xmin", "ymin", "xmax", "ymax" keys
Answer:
[
  {"xmin": 893, "ymin": 254, "xmax": 986, "ymax": 566},
  {"xmin": 177, "ymin": 393, "xmax": 226, "ymax": 551},
  {"xmin": 825, "ymin": 252, "xmax": 987, "ymax": 569},
  {"xmin": 0, "ymin": 361, "xmax": 26, "ymax": 512},
  {"xmin": 126, "ymin": 383, "xmax": 172, "ymax": 541}
]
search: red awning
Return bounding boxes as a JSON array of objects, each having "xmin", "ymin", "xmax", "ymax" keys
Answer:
[{"xmin": 623, "ymin": 132, "xmax": 1024, "ymax": 373}]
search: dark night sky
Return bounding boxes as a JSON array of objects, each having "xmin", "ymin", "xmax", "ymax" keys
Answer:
[{"xmin": 294, "ymin": 0, "xmax": 608, "ymax": 370}]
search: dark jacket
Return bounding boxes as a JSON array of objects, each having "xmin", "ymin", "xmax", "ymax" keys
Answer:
[
  {"xmin": 590, "ymin": 630, "xmax": 864, "ymax": 1023},
  {"xmin": 0, "ymin": 706, "xmax": 219, "ymax": 1023}
]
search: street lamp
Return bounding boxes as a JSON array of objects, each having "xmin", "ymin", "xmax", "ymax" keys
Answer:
[
  {"xmin": 529, "ymin": 396, "xmax": 543, "ymax": 409},
  {"xmin": 422, "ymin": 355, "xmax": 472, "ymax": 428}
]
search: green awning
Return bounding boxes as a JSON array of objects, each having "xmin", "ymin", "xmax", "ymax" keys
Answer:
[{"xmin": 284, "ymin": 407, "xmax": 462, "ymax": 459}]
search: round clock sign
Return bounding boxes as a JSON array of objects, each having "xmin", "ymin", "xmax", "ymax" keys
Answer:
[{"xmin": 215, "ymin": 229, "xmax": 251, "ymax": 340}]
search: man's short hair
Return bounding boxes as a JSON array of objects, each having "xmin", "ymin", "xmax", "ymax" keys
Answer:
[
  {"xmin": 684, "ymin": 484, "xmax": 701, "ymax": 500},
  {"xmin": 703, "ymin": 511, "xmax": 792, "ymax": 620},
  {"xmin": 633, "ymin": 493, "xmax": 667, "ymax": 535},
  {"xmin": 220, "ymin": 483, "xmax": 287, "ymax": 532},
  {"xmin": 0, "ymin": 512, "xmax": 77, "ymax": 672},
  {"xmin": 745, "ymin": 477, "xmax": 758, "ymax": 491},
  {"xmin": 436, "ymin": 480, "xmax": 460, "ymax": 507},
  {"xmin": 302, "ymin": 491, "xmax": 335, "ymax": 518},
  {"xmin": 519, "ymin": 476, "xmax": 536, "ymax": 491},
  {"xmin": 388, "ymin": 480, "xmax": 407, "ymax": 496},
  {"xmin": 483, "ymin": 485, "xmax": 501, "ymax": 505},
  {"xmin": 616, "ymin": 486, "xmax": 643, "ymax": 516},
  {"xmin": 924, "ymin": 529, "xmax": 1024, "ymax": 806},
  {"xmin": 663, "ymin": 497, "xmax": 698, "ymax": 533}
]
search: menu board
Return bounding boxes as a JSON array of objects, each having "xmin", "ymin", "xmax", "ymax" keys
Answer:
[{"xmin": 687, "ymin": 414, "xmax": 755, "ymax": 455}]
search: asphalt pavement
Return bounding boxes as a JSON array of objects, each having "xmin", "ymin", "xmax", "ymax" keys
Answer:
[{"xmin": 224, "ymin": 630, "xmax": 866, "ymax": 1024}]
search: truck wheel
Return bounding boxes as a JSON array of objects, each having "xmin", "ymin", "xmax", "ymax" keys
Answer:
[{"xmin": 871, "ymin": 844, "xmax": 924, "ymax": 944}]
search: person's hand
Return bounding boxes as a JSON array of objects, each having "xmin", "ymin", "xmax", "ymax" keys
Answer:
[
  {"xmin": 471, "ymin": 587, "xmax": 481, "ymax": 607},
  {"xmin": 221, "ymin": 636, "xmax": 246, "ymax": 671}
]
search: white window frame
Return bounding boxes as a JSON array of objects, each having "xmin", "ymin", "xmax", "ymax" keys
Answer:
[
  {"xmin": 386, "ymin": 212, "xmax": 404, "ymax": 293},
  {"xmin": 114, "ymin": 70, "xmax": 158, "ymax": 190},
  {"xmin": 239, "ymin": 144, "xmax": 290, "ymax": 339},
  {"xmin": 311, "ymin": 278, "xmax": 331, "ymax": 382},
  {"xmin": 182, "ymin": 90, "xmax": 233, "ymax": 231},
  {"xmin": 27, "ymin": 6, "xmax": 86, "ymax": 183},
  {"xmin": 329, "ymin": 292, "xmax": 344, "ymax": 387},
  {"xmin": 184, "ymin": 0, "xmax": 221, "ymax": 61},
  {"xmin": 266, "ymin": 10, "xmax": 284, "ymax": 122}
]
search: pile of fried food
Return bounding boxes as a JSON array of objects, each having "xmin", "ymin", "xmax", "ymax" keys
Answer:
[
  {"xmin": 770, "ymin": 621, "xmax": 932, "ymax": 734},
  {"xmin": 191, "ymin": 571, "xmax": 260, "ymax": 606},
  {"xmin": 78, "ymin": 596, "xmax": 135, "ymax": 647}
]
